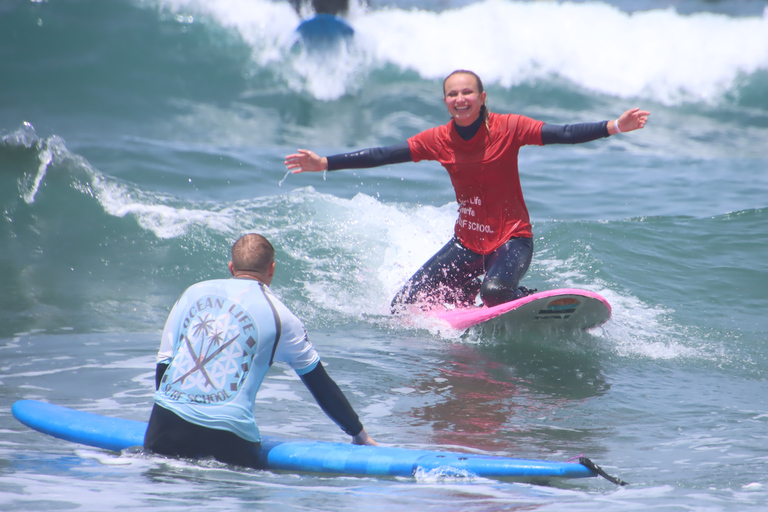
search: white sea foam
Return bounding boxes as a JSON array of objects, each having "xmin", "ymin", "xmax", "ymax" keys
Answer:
[
  {"xmin": 155, "ymin": 0, "xmax": 768, "ymax": 104},
  {"xmin": 95, "ymin": 183, "xmax": 237, "ymax": 239},
  {"xmin": 271, "ymin": 189, "xmax": 701, "ymax": 353},
  {"xmin": 356, "ymin": 1, "xmax": 768, "ymax": 105},
  {"xmin": 3, "ymin": 123, "xmax": 734, "ymax": 360},
  {"xmin": 535, "ymin": 253, "xmax": 703, "ymax": 360}
]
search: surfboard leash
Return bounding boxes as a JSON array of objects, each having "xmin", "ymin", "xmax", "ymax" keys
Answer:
[{"xmin": 568, "ymin": 454, "xmax": 629, "ymax": 486}]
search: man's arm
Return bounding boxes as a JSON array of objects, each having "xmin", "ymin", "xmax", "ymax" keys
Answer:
[{"xmin": 299, "ymin": 361, "xmax": 377, "ymax": 445}]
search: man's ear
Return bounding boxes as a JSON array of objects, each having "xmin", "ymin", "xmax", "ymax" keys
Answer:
[{"xmin": 228, "ymin": 261, "xmax": 235, "ymax": 276}]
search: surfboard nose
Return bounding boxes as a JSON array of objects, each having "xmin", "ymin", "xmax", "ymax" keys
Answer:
[{"xmin": 296, "ymin": 13, "xmax": 355, "ymax": 47}]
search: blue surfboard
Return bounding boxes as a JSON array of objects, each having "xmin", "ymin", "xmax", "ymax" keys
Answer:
[
  {"xmin": 296, "ymin": 13, "xmax": 354, "ymax": 46},
  {"xmin": 12, "ymin": 400, "xmax": 599, "ymax": 481}
]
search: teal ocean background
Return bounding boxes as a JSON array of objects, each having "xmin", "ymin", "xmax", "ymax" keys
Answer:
[{"xmin": 2, "ymin": 0, "xmax": 768, "ymax": 510}]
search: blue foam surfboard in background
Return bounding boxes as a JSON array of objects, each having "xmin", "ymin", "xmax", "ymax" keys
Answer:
[{"xmin": 296, "ymin": 13, "xmax": 354, "ymax": 46}]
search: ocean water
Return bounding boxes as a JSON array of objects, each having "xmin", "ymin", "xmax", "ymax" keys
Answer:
[{"xmin": 2, "ymin": 0, "xmax": 768, "ymax": 510}]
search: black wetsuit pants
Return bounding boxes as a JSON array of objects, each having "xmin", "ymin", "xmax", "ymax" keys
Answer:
[
  {"xmin": 391, "ymin": 236, "xmax": 533, "ymax": 310},
  {"xmin": 144, "ymin": 404, "xmax": 264, "ymax": 469}
]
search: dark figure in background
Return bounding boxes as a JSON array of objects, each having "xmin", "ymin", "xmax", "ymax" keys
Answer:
[{"xmin": 289, "ymin": 0, "xmax": 350, "ymax": 16}]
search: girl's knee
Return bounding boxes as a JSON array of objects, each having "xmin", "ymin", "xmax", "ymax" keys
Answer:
[{"xmin": 480, "ymin": 277, "xmax": 516, "ymax": 308}]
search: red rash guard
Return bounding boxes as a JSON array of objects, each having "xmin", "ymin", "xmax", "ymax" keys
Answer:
[{"xmin": 407, "ymin": 113, "xmax": 544, "ymax": 255}]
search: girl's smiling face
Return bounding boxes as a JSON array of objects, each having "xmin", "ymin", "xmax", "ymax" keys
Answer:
[{"xmin": 443, "ymin": 73, "xmax": 486, "ymax": 127}]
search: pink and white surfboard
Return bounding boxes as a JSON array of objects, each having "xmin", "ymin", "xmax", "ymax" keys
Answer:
[{"xmin": 433, "ymin": 288, "xmax": 611, "ymax": 331}]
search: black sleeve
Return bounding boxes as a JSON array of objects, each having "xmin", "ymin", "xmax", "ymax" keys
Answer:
[
  {"xmin": 155, "ymin": 363, "xmax": 169, "ymax": 390},
  {"xmin": 541, "ymin": 121, "xmax": 610, "ymax": 145},
  {"xmin": 326, "ymin": 142, "xmax": 413, "ymax": 171},
  {"xmin": 299, "ymin": 361, "xmax": 363, "ymax": 437}
]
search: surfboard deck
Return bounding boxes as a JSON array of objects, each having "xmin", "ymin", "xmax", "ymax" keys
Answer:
[
  {"xmin": 434, "ymin": 288, "xmax": 611, "ymax": 331},
  {"xmin": 296, "ymin": 13, "xmax": 354, "ymax": 45},
  {"xmin": 12, "ymin": 400, "xmax": 597, "ymax": 481}
]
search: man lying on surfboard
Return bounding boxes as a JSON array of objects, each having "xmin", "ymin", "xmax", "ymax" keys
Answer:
[
  {"xmin": 285, "ymin": 70, "xmax": 649, "ymax": 312},
  {"xmin": 144, "ymin": 233, "xmax": 376, "ymax": 469}
]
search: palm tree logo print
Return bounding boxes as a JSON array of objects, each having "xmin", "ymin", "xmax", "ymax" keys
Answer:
[{"xmin": 171, "ymin": 304, "xmax": 252, "ymax": 396}]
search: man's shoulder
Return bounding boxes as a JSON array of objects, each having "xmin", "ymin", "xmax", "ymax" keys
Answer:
[
  {"xmin": 181, "ymin": 278, "xmax": 233, "ymax": 294},
  {"xmin": 176, "ymin": 278, "xmax": 264, "ymax": 305}
]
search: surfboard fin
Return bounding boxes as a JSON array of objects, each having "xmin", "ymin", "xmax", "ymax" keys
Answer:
[{"xmin": 578, "ymin": 456, "xmax": 629, "ymax": 486}]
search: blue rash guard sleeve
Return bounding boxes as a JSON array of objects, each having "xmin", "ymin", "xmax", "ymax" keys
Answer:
[
  {"xmin": 326, "ymin": 142, "xmax": 413, "ymax": 171},
  {"xmin": 541, "ymin": 121, "xmax": 610, "ymax": 145},
  {"xmin": 299, "ymin": 361, "xmax": 364, "ymax": 437}
]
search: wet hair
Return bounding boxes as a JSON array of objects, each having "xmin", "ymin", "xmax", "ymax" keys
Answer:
[
  {"xmin": 442, "ymin": 69, "xmax": 490, "ymax": 131},
  {"xmin": 231, "ymin": 233, "xmax": 275, "ymax": 274}
]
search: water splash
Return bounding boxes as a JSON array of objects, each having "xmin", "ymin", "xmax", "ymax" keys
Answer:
[{"xmin": 153, "ymin": 0, "xmax": 768, "ymax": 104}]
